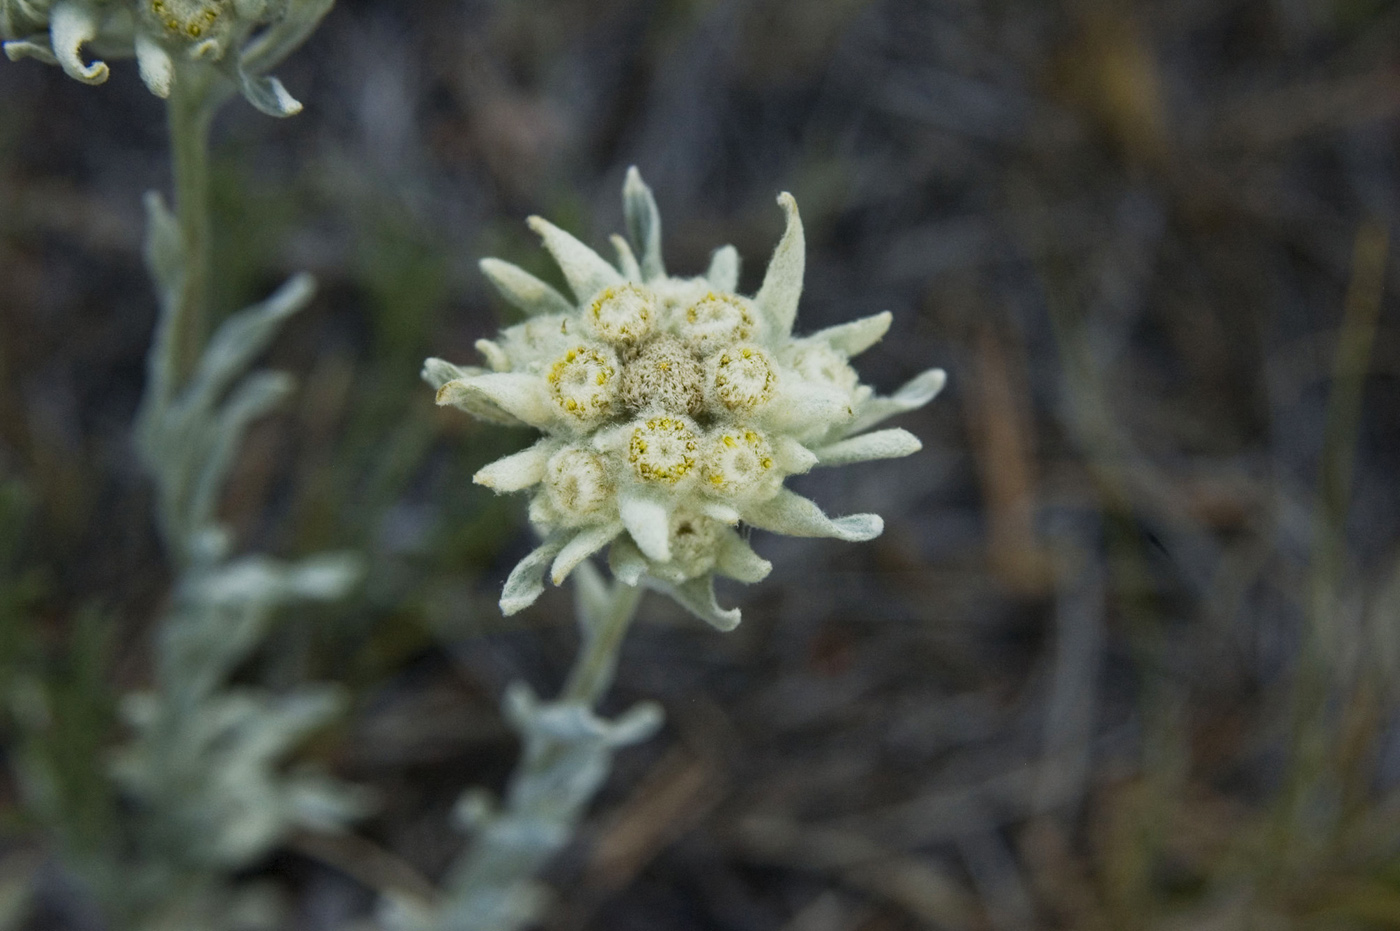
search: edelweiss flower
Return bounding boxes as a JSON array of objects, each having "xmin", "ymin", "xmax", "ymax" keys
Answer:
[
  {"xmin": 424, "ymin": 169, "xmax": 945, "ymax": 629},
  {"xmin": 1, "ymin": 0, "xmax": 329, "ymax": 115}
]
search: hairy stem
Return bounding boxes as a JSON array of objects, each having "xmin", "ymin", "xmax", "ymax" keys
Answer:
[
  {"xmin": 563, "ymin": 581, "xmax": 643, "ymax": 705},
  {"xmin": 425, "ymin": 581, "xmax": 651, "ymax": 931},
  {"xmin": 165, "ymin": 65, "xmax": 218, "ymax": 387}
]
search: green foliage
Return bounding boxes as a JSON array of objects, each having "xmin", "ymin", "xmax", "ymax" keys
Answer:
[{"xmin": 94, "ymin": 186, "xmax": 368, "ymax": 931}]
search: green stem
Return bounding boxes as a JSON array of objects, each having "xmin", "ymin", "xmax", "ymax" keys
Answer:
[
  {"xmin": 562, "ymin": 581, "xmax": 643, "ymax": 705},
  {"xmin": 165, "ymin": 66, "xmax": 217, "ymax": 387},
  {"xmin": 429, "ymin": 581, "xmax": 650, "ymax": 931}
]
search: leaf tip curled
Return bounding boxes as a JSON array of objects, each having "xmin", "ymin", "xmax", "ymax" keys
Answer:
[{"xmin": 708, "ymin": 606, "xmax": 741, "ymax": 632}]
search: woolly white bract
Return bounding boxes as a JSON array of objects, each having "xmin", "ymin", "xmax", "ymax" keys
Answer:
[
  {"xmin": 1, "ymin": 0, "xmax": 330, "ymax": 115},
  {"xmin": 425, "ymin": 169, "xmax": 945, "ymax": 629}
]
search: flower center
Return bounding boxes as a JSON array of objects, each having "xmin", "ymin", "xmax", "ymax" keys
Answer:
[
  {"xmin": 786, "ymin": 342, "xmax": 859, "ymax": 395},
  {"xmin": 628, "ymin": 417, "xmax": 698, "ymax": 484},
  {"xmin": 150, "ymin": 0, "xmax": 225, "ymax": 39},
  {"xmin": 547, "ymin": 344, "xmax": 619, "ymax": 424},
  {"xmin": 678, "ymin": 292, "xmax": 755, "ymax": 355},
  {"xmin": 619, "ymin": 336, "xmax": 704, "ymax": 416},
  {"xmin": 544, "ymin": 447, "xmax": 612, "ymax": 521},
  {"xmin": 702, "ymin": 428, "xmax": 776, "ymax": 498},
  {"xmin": 586, "ymin": 284, "xmax": 656, "ymax": 346},
  {"xmin": 707, "ymin": 344, "xmax": 774, "ymax": 412},
  {"xmin": 665, "ymin": 510, "xmax": 722, "ymax": 579}
]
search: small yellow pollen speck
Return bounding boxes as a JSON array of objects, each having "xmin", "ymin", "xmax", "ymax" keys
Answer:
[
  {"xmin": 760, "ymin": 458, "xmax": 773, "ymax": 469},
  {"xmin": 152, "ymin": 0, "xmax": 165, "ymax": 11},
  {"xmin": 741, "ymin": 348, "xmax": 752, "ymax": 359},
  {"xmin": 744, "ymin": 430, "xmax": 757, "ymax": 442},
  {"xmin": 565, "ymin": 399, "xmax": 578, "ymax": 411},
  {"xmin": 165, "ymin": 17, "xmax": 178, "ymax": 29},
  {"xmin": 205, "ymin": 9, "xmax": 217, "ymax": 20},
  {"xmin": 596, "ymin": 373, "xmax": 607, "ymax": 385},
  {"xmin": 636, "ymin": 440, "xmax": 648, "ymax": 453},
  {"xmin": 722, "ymin": 435, "xmax": 736, "ymax": 448},
  {"xmin": 187, "ymin": 23, "xmax": 201, "ymax": 36},
  {"xmin": 710, "ymin": 474, "xmax": 725, "ymax": 485}
]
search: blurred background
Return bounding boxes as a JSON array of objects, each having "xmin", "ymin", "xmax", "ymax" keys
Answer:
[{"xmin": 3, "ymin": 0, "xmax": 1400, "ymax": 927}]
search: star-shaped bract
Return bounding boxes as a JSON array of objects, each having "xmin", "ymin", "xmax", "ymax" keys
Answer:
[{"xmin": 425, "ymin": 168, "xmax": 945, "ymax": 629}]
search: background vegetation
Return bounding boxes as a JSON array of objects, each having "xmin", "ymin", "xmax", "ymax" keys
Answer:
[{"xmin": 2, "ymin": 0, "xmax": 1400, "ymax": 927}]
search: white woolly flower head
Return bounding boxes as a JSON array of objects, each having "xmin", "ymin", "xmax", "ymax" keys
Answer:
[
  {"xmin": 425, "ymin": 168, "xmax": 946, "ymax": 630},
  {"xmin": 1, "ymin": 0, "xmax": 328, "ymax": 116}
]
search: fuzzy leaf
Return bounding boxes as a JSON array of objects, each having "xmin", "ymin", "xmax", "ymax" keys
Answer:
[
  {"xmin": 480, "ymin": 258, "xmax": 574, "ymax": 317},
  {"xmin": 845, "ymin": 368, "xmax": 946, "ymax": 436},
  {"xmin": 663, "ymin": 575, "xmax": 741, "ymax": 631},
  {"xmin": 140, "ymin": 192, "xmax": 185, "ymax": 408},
  {"xmin": 699, "ymin": 500, "xmax": 741, "ymax": 524},
  {"xmin": 238, "ymin": 68, "xmax": 303, "ymax": 117},
  {"xmin": 811, "ymin": 311, "xmax": 892, "ymax": 357},
  {"xmin": 772, "ymin": 435, "xmax": 819, "ymax": 474},
  {"xmin": 608, "ymin": 701, "xmax": 665, "ymax": 745},
  {"xmin": 610, "ymin": 234, "xmax": 641, "ymax": 280},
  {"xmin": 438, "ymin": 373, "xmax": 553, "ymax": 428},
  {"xmin": 715, "ymin": 530, "xmax": 772, "ymax": 583},
  {"xmin": 618, "ymin": 492, "xmax": 670, "ymax": 562},
  {"xmin": 142, "ymin": 191, "xmax": 184, "ymax": 307},
  {"xmin": 421, "ymin": 357, "xmax": 485, "ymax": 389},
  {"xmin": 754, "ymin": 193, "xmax": 804, "ymax": 339},
  {"xmin": 189, "ymin": 274, "xmax": 315, "ymax": 409},
  {"xmin": 623, "ymin": 166, "xmax": 665, "ymax": 282},
  {"xmin": 134, "ymin": 32, "xmax": 172, "ymax": 98},
  {"xmin": 475, "ymin": 339, "xmax": 509, "ymax": 371},
  {"xmin": 608, "ymin": 535, "xmax": 648, "ymax": 586},
  {"xmin": 744, "ymin": 489, "xmax": 883, "ymax": 542},
  {"xmin": 707, "ymin": 245, "xmax": 740, "ymax": 293},
  {"xmin": 526, "ymin": 216, "xmax": 623, "ymax": 303},
  {"xmin": 764, "ymin": 380, "xmax": 853, "ymax": 437},
  {"xmin": 813, "ymin": 428, "xmax": 922, "ymax": 466},
  {"xmin": 50, "ymin": 2, "xmax": 107, "ymax": 84},
  {"xmin": 187, "ymin": 371, "xmax": 295, "ymax": 534},
  {"xmin": 4, "ymin": 38, "xmax": 58, "ymax": 64},
  {"xmin": 500, "ymin": 534, "xmax": 569, "ymax": 615},
  {"xmin": 474, "ymin": 441, "xmax": 552, "ymax": 492},
  {"xmin": 281, "ymin": 552, "xmax": 363, "ymax": 600},
  {"xmin": 239, "ymin": 0, "xmax": 334, "ymax": 76},
  {"xmin": 432, "ymin": 379, "xmax": 526, "ymax": 427},
  {"xmin": 551, "ymin": 522, "xmax": 622, "ymax": 585}
]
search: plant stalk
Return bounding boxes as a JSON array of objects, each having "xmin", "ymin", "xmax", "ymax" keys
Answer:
[
  {"xmin": 165, "ymin": 65, "xmax": 217, "ymax": 388},
  {"xmin": 425, "ymin": 581, "xmax": 650, "ymax": 931},
  {"xmin": 563, "ymin": 581, "xmax": 643, "ymax": 705}
]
